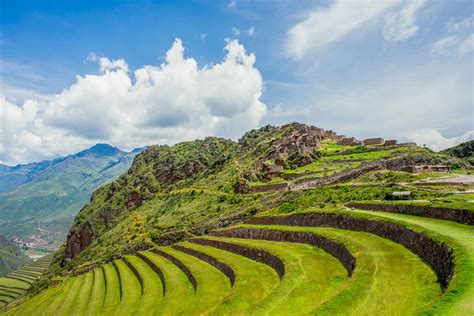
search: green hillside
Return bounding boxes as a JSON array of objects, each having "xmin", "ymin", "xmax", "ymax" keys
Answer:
[
  {"xmin": 441, "ymin": 140, "xmax": 474, "ymax": 165},
  {"xmin": 1, "ymin": 123, "xmax": 473, "ymax": 314},
  {"xmin": 0, "ymin": 144, "xmax": 142, "ymax": 248},
  {"xmin": 0, "ymin": 236, "xmax": 30, "ymax": 277}
]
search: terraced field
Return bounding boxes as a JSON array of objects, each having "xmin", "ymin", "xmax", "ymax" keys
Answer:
[
  {"xmin": 2, "ymin": 203, "xmax": 473, "ymax": 315},
  {"xmin": 0, "ymin": 256, "xmax": 53, "ymax": 308}
]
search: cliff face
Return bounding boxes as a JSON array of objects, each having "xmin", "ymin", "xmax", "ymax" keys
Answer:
[{"xmin": 64, "ymin": 223, "xmax": 93, "ymax": 261}]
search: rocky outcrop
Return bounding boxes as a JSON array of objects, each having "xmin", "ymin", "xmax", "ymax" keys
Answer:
[
  {"xmin": 173, "ymin": 245, "xmax": 236, "ymax": 286},
  {"xmin": 247, "ymin": 213, "xmax": 454, "ymax": 288},
  {"xmin": 211, "ymin": 227, "xmax": 355, "ymax": 275},
  {"xmin": 346, "ymin": 202, "xmax": 474, "ymax": 225},
  {"xmin": 190, "ymin": 237, "xmax": 285, "ymax": 279},
  {"xmin": 64, "ymin": 222, "xmax": 94, "ymax": 261}
]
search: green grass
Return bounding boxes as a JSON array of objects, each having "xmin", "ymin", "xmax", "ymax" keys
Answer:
[
  {"xmin": 203, "ymin": 236, "xmax": 348, "ymax": 315},
  {"xmin": 114, "ymin": 259, "xmax": 141, "ymax": 315},
  {"xmin": 102, "ymin": 263, "xmax": 120, "ymax": 314},
  {"xmin": 356, "ymin": 197, "xmax": 474, "ymax": 212},
  {"xmin": 71, "ymin": 271, "xmax": 94, "ymax": 315},
  {"xmin": 124, "ymin": 255, "xmax": 163, "ymax": 314},
  {"xmin": 139, "ymin": 250, "xmax": 193, "ymax": 314},
  {"xmin": 343, "ymin": 209, "xmax": 474, "ymax": 315},
  {"xmin": 87, "ymin": 268, "xmax": 105, "ymax": 315},
  {"xmin": 0, "ymin": 278, "xmax": 29, "ymax": 289},
  {"xmin": 239, "ymin": 224, "xmax": 441, "ymax": 315},
  {"xmin": 178, "ymin": 241, "xmax": 279, "ymax": 314},
  {"xmin": 158, "ymin": 247, "xmax": 231, "ymax": 314}
]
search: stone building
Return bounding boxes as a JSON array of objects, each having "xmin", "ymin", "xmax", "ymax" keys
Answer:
[
  {"xmin": 384, "ymin": 140, "xmax": 398, "ymax": 146},
  {"xmin": 363, "ymin": 138, "xmax": 384, "ymax": 145},
  {"xmin": 402, "ymin": 165, "xmax": 451, "ymax": 173},
  {"xmin": 265, "ymin": 124, "xmax": 325, "ymax": 160}
]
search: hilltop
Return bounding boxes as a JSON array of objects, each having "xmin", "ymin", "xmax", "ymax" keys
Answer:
[
  {"xmin": 51, "ymin": 123, "xmax": 464, "ymax": 273},
  {"xmin": 0, "ymin": 144, "xmax": 143, "ymax": 250}
]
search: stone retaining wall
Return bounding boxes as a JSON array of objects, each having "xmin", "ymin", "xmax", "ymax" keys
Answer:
[
  {"xmin": 211, "ymin": 227, "xmax": 355, "ymax": 275},
  {"xmin": 249, "ymin": 183, "xmax": 289, "ymax": 193},
  {"xmin": 247, "ymin": 213, "xmax": 454, "ymax": 288},
  {"xmin": 136, "ymin": 253, "xmax": 166, "ymax": 295},
  {"xmin": 112, "ymin": 261, "xmax": 122, "ymax": 300},
  {"xmin": 346, "ymin": 202, "xmax": 474, "ymax": 225},
  {"xmin": 151, "ymin": 249, "xmax": 197, "ymax": 291},
  {"xmin": 190, "ymin": 238, "xmax": 285, "ymax": 279},
  {"xmin": 122, "ymin": 257, "xmax": 144, "ymax": 296},
  {"xmin": 173, "ymin": 245, "xmax": 235, "ymax": 286},
  {"xmin": 291, "ymin": 154, "xmax": 432, "ymax": 190}
]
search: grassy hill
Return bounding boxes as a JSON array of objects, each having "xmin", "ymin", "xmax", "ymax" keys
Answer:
[
  {"xmin": 441, "ymin": 140, "xmax": 474, "ymax": 165},
  {"xmin": 0, "ymin": 235, "xmax": 30, "ymax": 277},
  {"xmin": 1, "ymin": 122, "xmax": 473, "ymax": 314},
  {"xmin": 0, "ymin": 144, "xmax": 143, "ymax": 248}
]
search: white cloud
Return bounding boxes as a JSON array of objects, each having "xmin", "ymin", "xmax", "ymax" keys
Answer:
[
  {"xmin": 383, "ymin": 0, "xmax": 426, "ymax": 43},
  {"xmin": 458, "ymin": 33, "xmax": 474, "ymax": 56},
  {"xmin": 200, "ymin": 33, "xmax": 207, "ymax": 41},
  {"xmin": 403, "ymin": 129, "xmax": 474, "ymax": 151},
  {"xmin": 431, "ymin": 15, "xmax": 473, "ymax": 57},
  {"xmin": 446, "ymin": 14, "xmax": 474, "ymax": 32},
  {"xmin": 247, "ymin": 26, "xmax": 255, "ymax": 37},
  {"xmin": 0, "ymin": 38, "xmax": 266, "ymax": 165},
  {"xmin": 286, "ymin": 0, "xmax": 402, "ymax": 59},
  {"xmin": 87, "ymin": 53, "xmax": 129, "ymax": 73},
  {"xmin": 232, "ymin": 27, "xmax": 240, "ymax": 36},
  {"xmin": 228, "ymin": 0, "xmax": 236, "ymax": 9}
]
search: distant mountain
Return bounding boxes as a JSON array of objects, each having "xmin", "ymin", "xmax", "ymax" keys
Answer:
[
  {"xmin": 0, "ymin": 234, "xmax": 30, "ymax": 276},
  {"xmin": 0, "ymin": 144, "xmax": 143, "ymax": 247},
  {"xmin": 441, "ymin": 140, "xmax": 474, "ymax": 165}
]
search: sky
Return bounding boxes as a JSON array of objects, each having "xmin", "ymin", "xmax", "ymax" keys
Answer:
[{"xmin": 0, "ymin": 0, "xmax": 473, "ymax": 165}]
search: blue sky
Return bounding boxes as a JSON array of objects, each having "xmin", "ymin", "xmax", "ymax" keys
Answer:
[{"xmin": 0, "ymin": 0, "xmax": 473, "ymax": 164}]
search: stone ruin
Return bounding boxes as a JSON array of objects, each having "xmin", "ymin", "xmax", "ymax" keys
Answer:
[{"xmin": 265, "ymin": 123, "xmax": 326, "ymax": 160}]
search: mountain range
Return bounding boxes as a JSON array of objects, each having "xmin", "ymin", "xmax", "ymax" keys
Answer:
[{"xmin": 0, "ymin": 144, "xmax": 143, "ymax": 248}]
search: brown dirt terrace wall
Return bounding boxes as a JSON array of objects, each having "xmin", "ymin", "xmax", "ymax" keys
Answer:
[
  {"xmin": 346, "ymin": 202, "xmax": 474, "ymax": 225},
  {"xmin": 211, "ymin": 227, "xmax": 355, "ymax": 276},
  {"xmin": 247, "ymin": 213, "xmax": 454, "ymax": 288},
  {"xmin": 190, "ymin": 238, "xmax": 285, "ymax": 279},
  {"xmin": 173, "ymin": 245, "xmax": 235, "ymax": 286}
]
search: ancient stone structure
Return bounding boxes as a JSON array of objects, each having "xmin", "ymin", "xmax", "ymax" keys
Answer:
[
  {"xmin": 265, "ymin": 124, "xmax": 325, "ymax": 160},
  {"xmin": 363, "ymin": 138, "xmax": 384, "ymax": 145},
  {"xmin": 191, "ymin": 237, "xmax": 285, "ymax": 279},
  {"xmin": 212, "ymin": 227, "xmax": 355, "ymax": 275},
  {"xmin": 402, "ymin": 165, "xmax": 451, "ymax": 173},
  {"xmin": 247, "ymin": 213, "xmax": 454, "ymax": 288},
  {"xmin": 346, "ymin": 202, "xmax": 474, "ymax": 225},
  {"xmin": 384, "ymin": 140, "xmax": 398, "ymax": 146},
  {"xmin": 249, "ymin": 183, "xmax": 289, "ymax": 193},
  {"xmin": 173, "ymin": 244, "xmax": 236, "ymax": 286}
]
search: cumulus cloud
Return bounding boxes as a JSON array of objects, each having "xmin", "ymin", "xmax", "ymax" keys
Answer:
[
  {"xmin": 286, "ymin": 0, "xmax": 402, "ymax": 59},
  {"xmin": 403, "ymin": 129, "xmax": 474, "ymax": 151},
  {"xmin": 383, "ymin": 0, "xmax": 426, "ymax": 43},
  {"xmin": 0, "ymin": 39, "xmax": 266, "ymax": 165}
]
